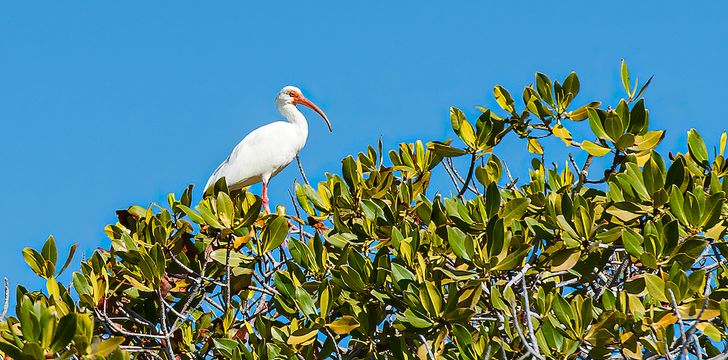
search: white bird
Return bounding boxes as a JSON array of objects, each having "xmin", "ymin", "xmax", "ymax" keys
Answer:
[{"xmin": 204, "ymin": 86, "xmax": 332, "ymax": 213}]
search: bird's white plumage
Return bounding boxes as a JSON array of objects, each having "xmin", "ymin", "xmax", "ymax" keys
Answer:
[
  {"xmin": 204, "ymin": 86, "xmax": 327, "ymax": 194},
  {"xmin": 205, "ymin": 119, "xmax": 307, "ymax": 191}
]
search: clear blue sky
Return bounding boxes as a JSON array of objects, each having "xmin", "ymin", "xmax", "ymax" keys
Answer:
[{"xmin": 1, "ymin": 2, "xmax": 726, "ymax": 293}]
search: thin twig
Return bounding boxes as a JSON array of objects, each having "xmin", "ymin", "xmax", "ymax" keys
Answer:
[
  {"xmin": 0, "ymin": 278, "xmax": 8, "ymax": 320},
  {"xmin": 323, "ymin": 327, "xmax": 343, "ymax": 360},
  {"xmin": 172, "ymin": 261, "xmax": 208, "ymax": 332},
  {"xmin": 157, "ymin": 290, "xmax": 176, "ymax": 359},
  {"xmin": 119, "ymin": 305, "xmax": 159, "ymax": 332},
  {"xmin": 579, "ymin": 154, "xmax": 594, "ymax": 187},
  {"xmin": 668, "ymin": 289, "xmax": 689, "ymax": 359},
  {"xmin": 225, "ymin": 240, "xmax": 232, "ymax": 309},
  {"xmin": 443, "ymin": 160, "xmax": 463, "ymax": 190},
  {"xmin": 503, "ymin": 161, "xmax": 515, "ymax": 186},
  {"xmin": 418, "ymin": 334, "xmax": 435, "ymax": 360},
  {"xmin": 204, "ymin": 295, "xmax": 225, "ymax": 312},
  {"xmin": 457, "ymin": 153, "xmax": 477, "ymax": 197},
  {"xmin": 692, "ymin": 334, "xmax": 703, "ymax": 360},
  {"xmin": 296, "ymin": 155, "xmax": 309, "ymax": 185},
  {"xmin": 509, "ymin": 299, "xmax": 544, "ymax": 360},
  {"xmin": 597, "ymin": 257, "xmax": 628, "ymax": 298},
  {"xmin": 521, "ymin": 276, "xmax": 541, "ymax": 358},
  {"xmin": 94, "ymin": 308, "xmax": 167, "ymax": 339},
  {"xmin": 505, "ymin": 264, "xmax": 531, "ymax": 290},
  {"xmin": 567, "ymin": 153, "xmax": 580, "ymax": 183},
  {"xmin": 289, "ymin": 189, "xmax": 306, "ymax": 243}
]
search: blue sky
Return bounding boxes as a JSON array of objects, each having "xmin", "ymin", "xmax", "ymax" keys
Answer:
[{"xmin": 0, "ymin": 2, "xmax": 726, "ymax": 293}]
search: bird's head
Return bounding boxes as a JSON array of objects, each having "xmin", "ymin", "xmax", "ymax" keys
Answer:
[{"xmin": 277, "ymin": 86, "xmax": 332, "ymax": 132}]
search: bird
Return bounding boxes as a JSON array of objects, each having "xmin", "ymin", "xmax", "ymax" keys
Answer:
[{"xmin": 204, "ymin": 86, "xmax": 332, "ymax": 213}]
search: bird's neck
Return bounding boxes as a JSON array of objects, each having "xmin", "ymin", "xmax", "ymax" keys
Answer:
[{"xmin": 279, "ymin": 104, "xmax": 309, "ymax": 131}]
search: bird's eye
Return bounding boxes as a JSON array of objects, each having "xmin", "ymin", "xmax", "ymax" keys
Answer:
[{"xmin": 288, "ymin": 92, "xmax": 296, "ymax": 97}]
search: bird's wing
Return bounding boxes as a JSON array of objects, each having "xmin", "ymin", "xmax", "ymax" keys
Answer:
[{"xmin": 205, "ymin": 121, "xmax": 297, "ymax": 192}]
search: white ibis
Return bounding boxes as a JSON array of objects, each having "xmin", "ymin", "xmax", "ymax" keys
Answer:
[{"xmin": 204, "ymin": 86, "xmax": 331, "ymax": 213}]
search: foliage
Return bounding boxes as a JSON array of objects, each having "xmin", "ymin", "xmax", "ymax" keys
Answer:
[{"xmin": 2, "ymin": 61, "xmax": 728, "ymax": 359}]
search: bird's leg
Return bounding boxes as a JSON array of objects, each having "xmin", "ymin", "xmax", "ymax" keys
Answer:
[{"xmin": 262, "ymin": 181, "xmax": 271, "ymax": 213}]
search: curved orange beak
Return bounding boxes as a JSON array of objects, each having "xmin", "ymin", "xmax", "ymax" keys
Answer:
[{"xmin": 295, "ymin": 96, "xmax": 332, "ymax": 132}]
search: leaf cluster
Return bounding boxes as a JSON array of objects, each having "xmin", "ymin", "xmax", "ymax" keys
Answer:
[{"xmin": 2, "ymin": 61, "xmax": 728, "ymax": 359}]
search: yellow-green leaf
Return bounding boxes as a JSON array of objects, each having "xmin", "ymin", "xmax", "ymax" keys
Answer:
[
  {"xmin": 581, "ymin": 140, "xmax": 611, "ymax": 157},
  {"xmin": 527, "ymin": 138, "xmax": 544, "ymax": 155},
  {"xmin": 696, "ymin": 322, "xmax": 722, "ymax": 341},
  {"xmin": 552, "ymin": 122, "xmax": 572, "ymax": 146},
  {"xmin": 287, "ymin": 328, "xmax": 319, "ymax": 346},
  {"xmin": 327, "ymin": 316, "xmax": 360, "ymax": 335},
  {"xmin": 493, "ymin": 85, "xmax": 515, "ymax": 114},
  {"xmin": 644, "ymin": 274, "xmax": 668, "ymax": 303},
  {"xmin": 621, "ymin": 59, "xmax": 631, "ymax": 96}
]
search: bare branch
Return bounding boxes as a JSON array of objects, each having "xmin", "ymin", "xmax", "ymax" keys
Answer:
[
  {"xmin": 323, "ymin": 327, "xmax": 343, "ymax": 360},
  {"xmin": 296, "ymin": 155, "xmax": 309, "ymax": 185},
  {"xmin": 509, "ymin": 299, "xmax": 544, "ymax": 360},
  {"xmin": 418, "ymin": 334, "xmax": 435, "ymax": 360},
  {"xmin": 521, "ymin": 276, "xmax": 541, "ymax": 358},
  {"xmin": 668, "ymin": 289, "xmax": 689, "ymax": 359},
  {"xmin": 457, "ymin": 153, "xmax": 478, "ymax": 197},
  {"xmin": 157, "ymin": 290, "xmax": 176, "ymax": 359},
  {"xmin": 0, "ymin": 278, "xmax": 8, "ymax": 321}
]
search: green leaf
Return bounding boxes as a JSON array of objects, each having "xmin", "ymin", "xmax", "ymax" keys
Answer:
[
  {"xmin": 587, "ymin": 108, "xmax": 611, "ymax": 141},
  {"xmin": 177, "ymin": 204, "xmax": 205, "ymax": 224},
  {"xmin": 450, "ymin": 107, "xmax": 476, "ymax": 147},
  {"xmin": 628, "ymin": 99, "xmax": 648, "ymax": 134},
  {"xmin": 696, "ymin": 322, "xmax": 722, "ymax": 341},
  {"xmin": 287, "ymin": 328, "xmax": 319, "ymax": 346},
  {"xmin": 447, "ymin": 226, "xmax": 473, "ymax": 260},
  {"xmin": 622, "ymin": 229, "xmax": 644, "ymax": 258},
  {"xmin": 23, "ymin": 248, "xmax": 46, "ymax": 278},
  {"xmin": 615, "ymin": 134, "xmax": 635, "ymax": 150},
  {"xmin": 391, "ymin": 262, "xmax": 416, "ymax": 285},
  {"xmin": 550, "ymin": 249, "xmax": 581, "ymax": 272},
  {"xmin": 669, "ymin": 185, "xmax": 689, "ymax": 226},
  {"xmin": 535, "ymin": 72, "xmax": 554, "ymax": 107},
  {"xmin": 294, "ymin": 287, "xmax": 317, "ymax": 317},
  {"xmin": 50, "ymin": 313, "xmax": 77, "ymax": 352},
  {"xmin": 196, "ymin": 204, "xmax": 225, "ymax": 229},
  {"xmin": 644, "ymin": 274, "xmax": 668, "ymax": 303},
  {"xmin": 491, "ymin": 246, "xmax": 531, "ymax": 271},
  {"xmin": 568, "ymin": 101, "xmax": 600, "ymax": 121},
  {"xmin": 499, "ymin": 198, "xmax": 530, "ymax": 223},
  {"xmin": 620, "ymin": 59, "xmax": 631, "ymax": 96},
  {"xmin": 57, "ymin": 243, "xmax": 78, "ymax": 277},
  {"xmin": 42, "ymin": 235, "xmax": 58, "ymax": 269},
  {"xmin": 327, "ymin": 316, "xmax": 360, "ymax": 335},
  {"xmin": 527, "ymin": 138, "xmax": 544, "ymax": 155},
  {"xmin": 90, "ymin": 337, "xmax": 124, "ymax": 357},
  {"xmin": 552, "ymin": 294, "xmax": 574, "ymax": 327},
  {"xmin": 262, "ymin": 216, "xmax": 289, "ymax": 253},
  {"xmin": 687, "ymin": 128, "xmax": 709, "ymax": 167},
  {"xmin": 400, "ymin": 308, "xmax": 433, "ymax": 328},
  {"xmin": 452, "ymin": 324, "xmax": 476, "ymax": 358},
  {"xmin": 493, "ymin": 85, "xmax": 515, "ymax": 114},
  {"xmin": 216, "ymin": 191, "xmax": 235, "ymax": 227},
  {"xmin": 429, "ymin": 141, "xmax": 467, "ymax": 157},
  {"xmin": 633, "ymin": 74, "xmax": 654, "ymax": 100},
  {"xmin": 552, "ymin": 122, "xmax": 572, "ymax": 146},
  {"xmin": 581, "ymin": 141, "xmax": 611, "ymax": 156},
  {"xmin": 319, "ymin": 286, "xmax": 330, "ymax": 316},
  {"xmin": 562, "ymin": 72, "xmax": 580, "ymax": 103},
  {"xmin": 633, "ymin": 130, "xmax": 665, "ymax": 152},
  {"xmin": 604, "ymin": 112, "xmax": 624, "ymax": 141}
]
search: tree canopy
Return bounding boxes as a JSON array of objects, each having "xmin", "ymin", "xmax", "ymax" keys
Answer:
[{"xmin": 2, "ymin": 61, "xmax": 728, "ymax": 359}]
